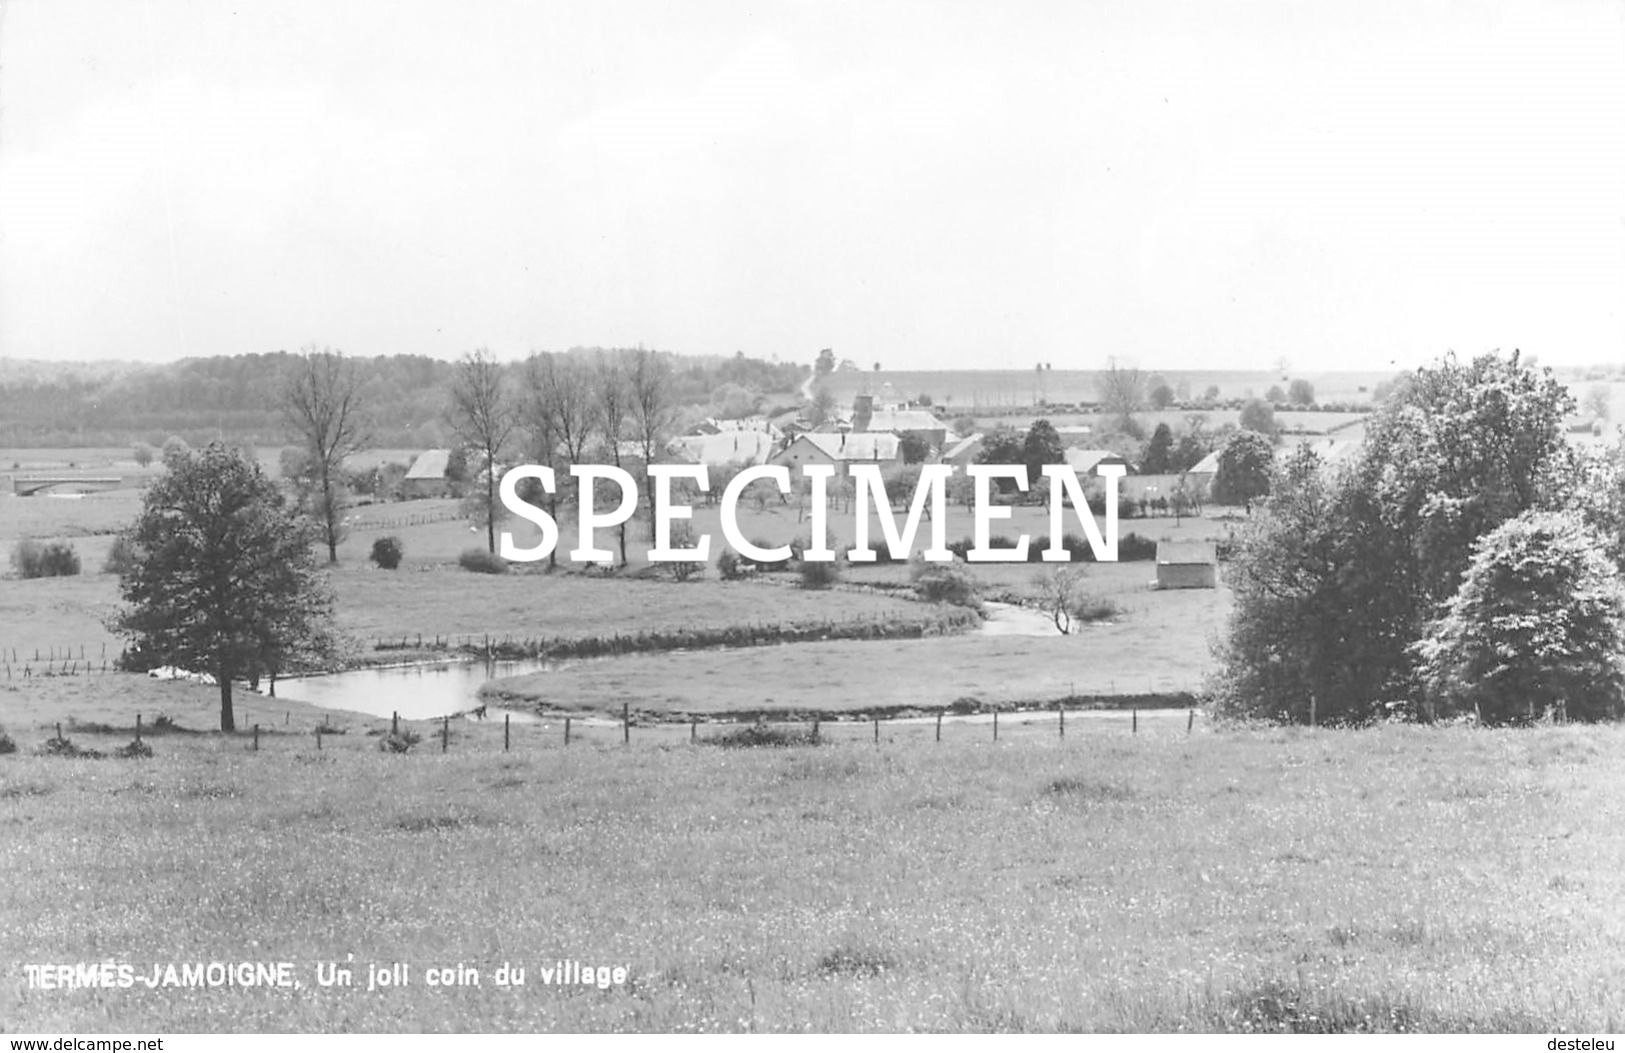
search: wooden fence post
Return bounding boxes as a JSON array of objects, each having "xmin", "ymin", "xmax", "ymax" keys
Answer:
[
  {"xmin": 1132, "ymin": 709, "xmax": 1138, "ymax": 735},
  {"xmin": 1187, "ymin": 708, "xmax": 1194, "ymax": 734},
  {"xmin": 135, "ymin": 713, "xmax": 142, "ymax": 744},
  {"xmin": 1058, "ymin": 703, "xmax": 1065, "ymax": 739},
  {"xmin": 812, "ymin": 717, "xmax": 820, "ymax": 744},
  {"xmin": 316, "ymin": 727, "xmax": 322, "ymax": 751},
  {"xmin": 504, "ymin": 714, "xmax": 511, "ymax": 752},
  {"xmin": 935, "ymin": 710, "xmax": 942, "ymax": 742},
  {"xmin": 873, "ymin": 718, "xmax": 879, "ymax": 745},
  {"xmin": 690, "ymin": 720, "xmax": 697, "ymax": 744},
  {"xmin": 993, "ymin": 710, "xmax": 999, "ymax": 742},
  {"xmin": 565, "ymin": 717, "xmax": 572, "ymax": 746},
  {"xmin": 623, "ymin": 702, "xmax": 630, "ymax": 745},
  {"xmin": 392, "ymin": 711, "xmax": 399, "ymax": 736},
  {"xmin": 253, "ymin": 724, "xmax": 260, "ymax": 751},
  {"xmin": 442, "ymin": 715, "xmax": 449, "ymax": 752}
]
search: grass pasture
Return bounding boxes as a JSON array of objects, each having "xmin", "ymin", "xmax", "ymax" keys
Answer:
[{"xmin": 2, "ymin": 723, "xmax": 1622, "ymax": 1032}]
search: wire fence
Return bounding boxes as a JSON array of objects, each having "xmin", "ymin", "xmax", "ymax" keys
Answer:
[{"xmin": 22, "ymin": 701, "xmax": 1209, "ymax": 760}]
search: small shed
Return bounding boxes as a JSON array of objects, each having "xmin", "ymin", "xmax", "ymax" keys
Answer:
[
  {"xmin": 402, "ymin": 449, "xmax": 452, "ymax": 498},
  {"xmin": 1155, "ymin": 539, "xmax": 1217, "ymax": 590}
]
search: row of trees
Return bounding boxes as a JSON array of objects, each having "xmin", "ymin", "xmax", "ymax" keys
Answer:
[
  {"xmin": 448, "ymin": 347, "xmax": 683, "ymax": 564},
  {"xmin": 1214, "ymin": 350, "xmax": 1625, "ymax": 726}
]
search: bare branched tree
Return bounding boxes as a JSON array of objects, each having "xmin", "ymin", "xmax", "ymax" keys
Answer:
[
  {"xmin": 627, "ymin": 348, "xmax": 680, "ymax": 542},
  {"xmin": 521, "ymin": 353, "xmax": 597, "ymax": 567},
  {"xmin": 448, "ymin": 348, "xmax": 519, "ymax": 555},
  {"xmin": 281, "ymin": 346, "xmax": 370, "ymax": 562},
  {"xmin": 594, "ymin": 353, "xmax": 632, "ymax": 567},
  {"xmin": 1096, "ymin": 357, "xmax": 1146, "ymax": 430}
]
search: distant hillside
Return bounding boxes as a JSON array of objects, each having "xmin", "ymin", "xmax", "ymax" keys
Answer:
[{"xmin": 0, "ymin": 349, "xmax": 807, "ymax": 448}]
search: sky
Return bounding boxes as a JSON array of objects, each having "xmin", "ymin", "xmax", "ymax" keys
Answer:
[{"xmin": 1, "ymin": 0, "xmax": 1622, "ymax": 372}]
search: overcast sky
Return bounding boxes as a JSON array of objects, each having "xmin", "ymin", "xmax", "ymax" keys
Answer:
[{"xmin": 1, "ymin": 1, "xmax": 1621, "ymax": 371}]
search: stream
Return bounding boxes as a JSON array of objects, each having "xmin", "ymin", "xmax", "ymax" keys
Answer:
[{"xmin": 263, "ymin": 602, "xmax": 1062, "ymax": 721}]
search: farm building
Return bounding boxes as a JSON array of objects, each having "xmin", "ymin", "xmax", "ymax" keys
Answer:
[
  {"xmin": 941, "ymin": 433, "xmax": 983, "ymax": 467},
  {"xmin": 771, "ymin": 432, "xmax": 901, "ymax": 478},
  {"xmin": 402, "ymin": 449, "xmax": 453, "ymax": 498},
  {"xmin": 1155, "ymin": 539, "xmax": 1218, "ymax": 590},
  {"xmin": 667, "ymin": 430, "xmax": 777, "ymax": 467},
  {"xmin": 1064, "ymin": 449, "xmax": 1136, "ymax": 476}
]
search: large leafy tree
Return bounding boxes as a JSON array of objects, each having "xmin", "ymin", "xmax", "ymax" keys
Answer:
[
  {"xmin": 113, "ymin": 443, "xmax": 334, "ymax": 732},
  {"xmin": 1414, "ymin": 511, "xmax": 1625, "ymax": 724},
  {"xmin": 1021, "ymin": 419, "xmax": 1067, "ymax": 483},
  {"xmin": 1140, "ymin": 423, "xmax": 1174, "ymax": 474},
  {"xmin": 1214, "ymin": 349, "xmax": 1580, "ymax": 723},
  {"xmin": 1211, "ymin": 430, "xmax": 1274, "ymax": 511}
]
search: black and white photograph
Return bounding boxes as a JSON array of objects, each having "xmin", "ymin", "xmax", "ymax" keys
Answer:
[{"xmin": 2, "ymin": 0, "xmax": 1624, "ymax": 1040}]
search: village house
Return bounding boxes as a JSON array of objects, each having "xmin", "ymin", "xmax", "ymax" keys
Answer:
[
  {"xmin": 770, "ymin": 431, "xmax": 902, "ymax": 479},
  {"xmin": 666, "ymin": 430, "xmax": 777, "ymax": 468}
]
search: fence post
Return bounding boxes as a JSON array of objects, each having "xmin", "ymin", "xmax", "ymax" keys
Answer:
[
  {"xmin": 565, "ymin": 717, "xmax": 572, "ymax": 746},
  {"xmin": 504, "ymin": 714, "xmax": 511, "ymax": 752},
  {"xmin": 690, "ymin": 720, "xmax": 696, "ymax": 744},
  {"xmin": 1059, "ymin": 703, "xmax": 1065, "ymax": 739},
  {"xmin": 316, "ymin": 727, "xmax": 322, "ymax": 751},
  {"xmin": 812, "ymin": 717, "xmax": 820, "ymax": 744},
  {"xmin": 993, "ymin": 710, "xmax": 999, "ymax": 742},
  {"xmin": 873, "ymin": 718, "xmax": 879, "ymax": 745},
  {"xmin": 253, "ymin": 724, "xmax": 260, "ymax": 751},
  {"xmin": 1188, "ymin": 708, "xmax": 1194, "ymax": 734},
  {"xmin": 392, "ymin": 711, "xmax": 399, "ymax": 736},
  {"xmin": 55, "ymin": 722, "xmax": 62, "ymax": 741},
  {"xmin": 442, "ymin": 715, "xmax": 449, "ymax": 752},
  {"xmin": 623, "ymin": 702, "xmax": 630, "ymax": 745},
  {"xmin": 1132, "ymin": 709, "xmax": 1138, "ymax": 735},
  {"xmin": 135, "ymin": 713, "xmax": 142, "ymax": 744},
  {"xmin": 935, "ymin": 710, "xmax": 942, "ymax": 743}
]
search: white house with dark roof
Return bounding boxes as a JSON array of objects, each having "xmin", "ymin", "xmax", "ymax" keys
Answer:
[{"xmin": 771, "ymin": 431, "xmax": 901, "ymax": 478}]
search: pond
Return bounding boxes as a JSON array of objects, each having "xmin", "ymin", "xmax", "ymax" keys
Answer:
[
  {"xmin": 263, "ymin": 603, "xmax": 1062, "ymax": 722},
  {"xmin": 266, "ymin": 658, "xmax": 552, "ymax": 724}
]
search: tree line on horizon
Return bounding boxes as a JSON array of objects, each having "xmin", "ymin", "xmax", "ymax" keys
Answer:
[{"xmin": 0, "ymin": 348, "xmax": 807, "ymax": 449}]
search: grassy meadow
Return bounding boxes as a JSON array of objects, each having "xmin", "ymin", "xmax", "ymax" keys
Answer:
[
  {"xmin": 3, "ymin": 414, "xmax": 1625, "ymax": 1035},
  {"xmin": 3, "ymin": 722, "xmax": 1623, "ymax": 1032}
]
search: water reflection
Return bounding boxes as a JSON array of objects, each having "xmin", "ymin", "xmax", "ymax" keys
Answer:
[{"xmin": 267, "ymin": 658, "xmax": 549, "ymax": 723}]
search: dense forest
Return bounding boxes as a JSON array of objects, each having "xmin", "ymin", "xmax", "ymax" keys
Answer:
[{"xmin": 0, "ymin": 349, "xmax": 808, "ymax": 448}]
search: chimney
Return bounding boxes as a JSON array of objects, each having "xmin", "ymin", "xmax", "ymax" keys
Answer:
[{"xmin": 853, "ymin": 393, "xmax": 874, "ymax": 433}]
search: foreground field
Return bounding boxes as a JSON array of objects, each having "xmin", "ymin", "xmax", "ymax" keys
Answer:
[{"xmin": 2, "ymin": 724, "xmax": 1622, "ymax": 1032}]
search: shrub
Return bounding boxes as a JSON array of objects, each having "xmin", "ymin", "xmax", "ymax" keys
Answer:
[
  {"xmin": 38, "ymin": 733, "xmax": 103, "ymax": 759},
  {"xmin": 1414, "ymin": 510, "xmax": 1625, "ymax": 724},
  {"xmin": 704, "ymin": 722, "xmax": 820, "ymax": 748},
  {"xmin": 458, "ymin": 547, "xmax": 508, "ymax": 574},
  {"xmin": 370, "ymin": 535, "xmax": 404, "ymax": 570},
  {"xmin": 717, "ymin": 549, "xmax": 746, "ymax": 580},
  {"xmin": 377, "ymin": 728, "xmax": 422, "ymax": 753},
  {"xmin": 103, "ymin": 533, "xmax": 140, "ymax": 576},
  {"xmin": 743, "ymin": 537, "xmax": 793, "ymax": 571},
  {"xmin": 1071, "ymin": 595, "xmax": 1122, "ymax": 623},
  {"xmin": 1118, "ymin": 533, "xmax": 1158, "ymax": 561},
  {"xmin": 797, "ymin": 555, "xmax": 842, "ymax": 589},
  {"xmin": 0, "ymin": 730, "xmax": 15, "ymax": 755},
  {"xmin": 114, "ymin": 739, "xmax": 154, "ymax": 759},
  {"xmin": 11, "ymin": 540, "xmax": 81, "ymax": 579},
  {"xmin": 911, "ymin": 561, "xmax": 979, "ymax": 607},
  {"xmin": 665, "ymin": 522, "xmax": 704, "ymax": 582}
]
